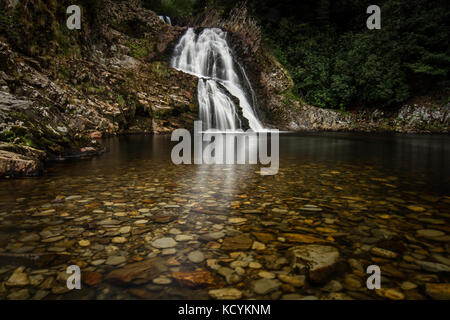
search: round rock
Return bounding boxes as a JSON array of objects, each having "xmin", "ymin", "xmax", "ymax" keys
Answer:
[
  {"xmin": 152, "ymin": 237, "xmax": 177, "ymax": 249},
  {"xmin": 188, "ymin": 250, "xmax": 205, "ymax": 263}
]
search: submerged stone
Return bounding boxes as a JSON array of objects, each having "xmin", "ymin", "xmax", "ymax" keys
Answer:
[
  {"xmin": 289, "ymin": 245, "xmax": 340, "ymax": 283},
  {"xmin": 209, "ymin": 288, "xmax": 242, "ymax": 300},
  {"xmin": 151, "ymin": 237, "xmax": 177, "ymax": 249},
  {"xmin": 252, "ymin": 279, "xmax": 281, "ymax": 295},
  {"xmin": 220, "ymin": 235, "xmax": 252, "ymax": 251}
]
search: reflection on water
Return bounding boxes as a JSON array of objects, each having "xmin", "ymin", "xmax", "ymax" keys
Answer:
[
  {"xmin": 8, "ymin": 132, "xmax": 446, "ymax": 185},
  {"xmin": 0, "ymin": 132, "xmax": 448, "ymax": 300}
]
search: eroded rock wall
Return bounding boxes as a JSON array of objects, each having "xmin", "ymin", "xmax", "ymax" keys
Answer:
[{"xmin": 0, "ymin": 0, "xmax": 197, "ymax": 176}]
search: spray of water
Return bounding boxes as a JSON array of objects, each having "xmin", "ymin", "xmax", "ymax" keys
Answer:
[{"xmin": 171, "ymin": 28, "xmax": 264, "ymax": 131}]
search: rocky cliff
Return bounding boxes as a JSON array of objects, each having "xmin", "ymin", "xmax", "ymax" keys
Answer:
[{"xmin": 0, "ymin": 0, "xmax": 197, "ymax": 177}]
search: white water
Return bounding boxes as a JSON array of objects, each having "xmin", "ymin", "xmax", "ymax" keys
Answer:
[
  {"xmin": 158, "ymin": 16, "xmax": 172, "ymax": 25},
  {"xmin": 171, "ymin": 28, "xmax": 264, "ymax": 131}
]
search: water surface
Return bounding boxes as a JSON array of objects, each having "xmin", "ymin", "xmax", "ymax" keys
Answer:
[{"xmin": 0, "ymin": 133, "xmax": 448, "ymax": 300}]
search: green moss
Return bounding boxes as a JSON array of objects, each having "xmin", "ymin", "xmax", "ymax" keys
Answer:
[
  {"xmin": 117, "ymin": 94, "xmax": 126, "ymax": 107},
  {"xmin": 9, "ymin": 111, "xmax": 30, "ymax": 121},
  {"xmin": 127, "ymin": 40, "xmax": 155, "ymax": 60},
  {"xmin": 282, "ymin": 88, "xmax": 304, "ymax": 109},
  {"xmin": 130, "ymin": 44, "xmax": 148, "ymax": 59},
  {"xmin": 152, "ymin": 109, "xmax": 172, "ymax": 120},
  {"xmin": 86, "ymin": 85, "xmax": 105, "ymax": 94},
  {"xmin": 59, "ymin": 65, "xmax": 70, "ymax": 79},
  {"xmin": 22, "ymin": 136, "xmax": 37, "ymax": 148},
  {"xmin": 0, "ymin": 130, "xmax": 16, "ymax": 143}
]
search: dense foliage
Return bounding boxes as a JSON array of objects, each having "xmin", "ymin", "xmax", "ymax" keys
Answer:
[
  {"xmin": 142, "ymin": 0, "xmax": 197, "ymax": 18},
  {"xmin": 187, "ymin": 0, "xmax": 450, "ymax": 109},
  {"xmin": 1, "ymin": 0, "xmax": 448, "ymax": 109}
]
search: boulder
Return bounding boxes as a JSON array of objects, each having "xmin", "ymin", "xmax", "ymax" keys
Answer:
[
  {"xmin": 425, "ymin": 283, "xmax": 450, "ymax": 300},
  {"xmin": 171, "ymin": 269, "xmax": 217, "ymax": 288},
  {"xmin": 220, "ymin": 235, "xmax": 252, "ymax": 251},
  {"xmin": 0, "ymin": 143, "xmax": 45, "ymax": 177}
]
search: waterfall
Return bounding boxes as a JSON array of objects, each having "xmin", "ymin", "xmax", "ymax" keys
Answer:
[{"xmin": 170, "ymin": 28, "xmax": 264, "ymax": 131}]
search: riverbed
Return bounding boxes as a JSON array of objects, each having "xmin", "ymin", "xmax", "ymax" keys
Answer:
[{"xmin": 0, "ymin": 133, "xmax": 449, "ymax": 300}]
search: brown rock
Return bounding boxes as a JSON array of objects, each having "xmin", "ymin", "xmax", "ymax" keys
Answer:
[
  {"xmin": 375, "ymin": 288, "xmax": 405, "ymax": 300},
  {"xmin": 278, "ymin": 274, "xmax": 306, "ymax": 287},
  {"xmin": 282, "ymin": 233, "xmax": 326, "ymax": 244},
  {"xmin": 172, "ymin": 269, "xmax": 217, "ymax": 288},
  {"xmin": 6, "ymin": 266, "xmax": 29, "ymax": 287},
  {"xmin": 165, "ymin": 258, "xmax": 180, "ymax": 266},
  {"xmin": 252, "ymin": 232, "xmax": 275, "ymax": 243},
  {"xmin": 0, "ymin": 146, "xmax": 44, "ymax": 177},
  {"xmin": 425, "ymin": 283, "xmax": 450, "ymax": 300},
  {"xmin": 156, "ymin": 26, "xmax": 185, "ymax": 54},
  {"xmin": 221, "ymin": 235, "xmax": 252, "ymax": 251},
  {"xmin": 0, "ymin": 252, "xmax": 69, "ymax": 268},
  {"xmin": 105, "ymin": 258, "xmax": 167, "ymax": 285},
  {"xmin": 289, "ymin": 245, "xmax": 340, "ymax": 283},
  {"xmin": 150, "ymin": 213, "xmax": 176, "ymax": 223},
  {"xmin": 191, "ymin": 208, "xmax": 224, "ymax": 215},
  {"xmin": 370, "ymin": 247, "xmax": 398, "ymax": 259},
  {"xmin": 128, "ymin": 288, "xmax": 154, "ymax": 299},
  {"xmin": 82, "ymin": 271, "xmax": 103, "ymax": 286},
  {"xmin": 89, "ymin": 131, "xmax": 102, "ymax": 139}
]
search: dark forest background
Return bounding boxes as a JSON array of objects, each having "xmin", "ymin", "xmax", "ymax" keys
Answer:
[
  {"xmin": 143, "ymin": 0, "xmax": 449, "ymax": 110},
  {"xmin": 2, "ymin": 0, "xmax": 447, "ymax": 110}
]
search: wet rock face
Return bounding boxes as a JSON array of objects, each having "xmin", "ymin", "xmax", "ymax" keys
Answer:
[
  {"xmin": 0, "ymin": 149, "xmax": 42, "ymax": 177},
  {"xmin": 289, "ymin": 245, "xmax": 340, "ymax": 283}
]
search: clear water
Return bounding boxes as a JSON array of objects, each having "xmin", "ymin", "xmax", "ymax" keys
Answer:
[{"xmin": 0, "ymin": 133, "xmax": 448, "ymax": 300}]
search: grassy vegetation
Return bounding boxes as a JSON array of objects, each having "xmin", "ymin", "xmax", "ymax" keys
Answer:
[
  {"xmin": 151, "ymin": 61, "xmax": 171, "ymax": 77},
  {"xmin": 117, "ymin": 94, "xmax": 126, "ymax": 107}
]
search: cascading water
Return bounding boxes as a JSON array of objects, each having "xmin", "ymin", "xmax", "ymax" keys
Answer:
[{"xmin": 170, "ymin": 28, "xmax": 264, "ymax": 131}]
